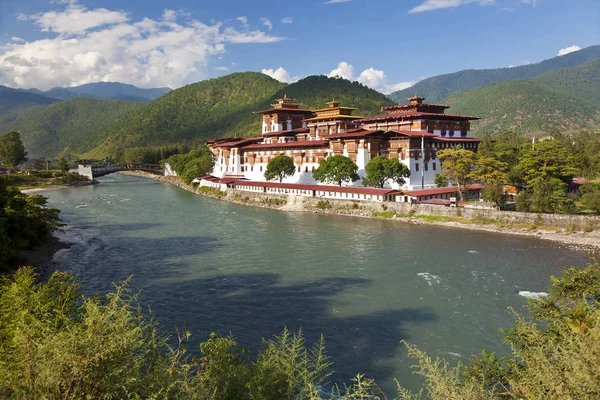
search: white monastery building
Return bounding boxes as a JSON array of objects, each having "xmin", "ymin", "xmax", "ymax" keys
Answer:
[{"xmin": 206, "ymin": 95, "xmax": 481, "ymax": 191}]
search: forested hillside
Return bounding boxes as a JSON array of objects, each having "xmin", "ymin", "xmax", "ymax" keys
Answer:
[
  {"xmin": 2, "ymin": 98, "xmax": 145, "ymax": 159},
  {"xmin": 446, "ymin": 58, "xmax": 600, "ymax": 136},
  {"xmin": 44, "ymin": 82, "xmax": 171, "ymax": 102},
  {"xmin": 87, "ymin": 74, "xmax": 393, "ymax": 157},
  {"xmin": 389, "ymin": 45, "xmax": 600, "ymax": 103},
  {"xmin": 0, "ymin": 89, "xmax": 59, "ymax": 116}
]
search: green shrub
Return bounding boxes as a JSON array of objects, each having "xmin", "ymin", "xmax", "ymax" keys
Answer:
[
  {"xmin": 315, "ymin": 200, "xmax": 332, "ymax": 210},
  {"xmin": 261, "ymin": 197, "xmax": 287, "ymax": 207},
  {"xmin": 0, "ymin": 268, "xmax": 383, "ymax": 399},
  {"xmin": 565, "ymin": 222, "xmax": 578, "ymax": 233}
]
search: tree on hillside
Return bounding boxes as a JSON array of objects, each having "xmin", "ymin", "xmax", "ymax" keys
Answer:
[
  {"xmin": 437, "ymin": 146, "xmax": 476, "ymax": 202},
  {"xmin": 312, "ymin": 155, "xmax": 358, "ymax": 186},
  {"xmin": 471, "ymin": 156, "xmax": 509, "ymax": 208},
  {"xmin": 58, "ymin": 157, "xmax": 69, "ymax": 173},
  {"xmin": 264, "ymin": 155, "xmax": 296, "ymax": 182},
  {"xmin": 0, "ymin": 131, "xmax": 27, "ymax": 169},
  {"xmin": 362, "ymin": 156, "xmax": 410, "ymax": 188}
]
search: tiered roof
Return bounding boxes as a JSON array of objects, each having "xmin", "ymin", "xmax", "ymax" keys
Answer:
[{"xmin": 253, "ymin": 95, "xmax": 313, "ymax": 115}]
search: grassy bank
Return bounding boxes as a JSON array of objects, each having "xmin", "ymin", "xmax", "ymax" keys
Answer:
[{"xmin": 2, "ymin": 171, "xmax": 90, "ymax": 190}]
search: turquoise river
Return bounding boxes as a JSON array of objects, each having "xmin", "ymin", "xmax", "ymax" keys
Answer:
[{"xmin": 41, "ymin": 174, "xmax": 592, "ymax": 394}]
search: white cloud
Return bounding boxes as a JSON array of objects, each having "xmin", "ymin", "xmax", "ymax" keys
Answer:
[
  {"xmin": 18, "ymin": 2, "xmax": 129, "ymax": 35},
  {"xmin": 260, "ymin": 17, "xmax": 273, "ymax": 30},
  {"xmin": 557, "ymin": 45, "xmax": 581, "ymax": 56},
  {"xmin": 327, "ymin": 61, "xmax": 414, "ymax": 94},
  {"xmin": 261, "ymin": 67, "xmax": 293, "ymax": 83},
  {"xmin": 1, "ymin": 2, "xmax": 283, "ymax": 90},
  {"xmin": 236, "ymin": 16, "xmax": 249, "ymax": 29},
  {"xmin": 11, "ymin": 37, "xmax": 25, "ymax": 42},
  {"xmin": 215, "ymin": 66, "xmax": 229, "ymax": 71},
  {"xmin": 324, "ymin": 0, "xmax": 351, "ymax": 3},
  {"xmin": 409, "ymin": 0, "xmax": 495, "ymax": 13},
  {"xmin": 280, "ymin": 17, "xmax": 294, "ymax": 24},
  {"xmin": 162, "ymin": 9, "xmax": 177, "ymax": 22},
  {"xmin": 328, "ymin": 61, "xmax": 354, "ymax": 80}
]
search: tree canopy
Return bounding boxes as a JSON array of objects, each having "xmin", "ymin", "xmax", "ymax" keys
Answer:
[
  {"xmin": 0, "ymin": 131, "xmax": 27, "ymax": 168},
  {"xmin": 312, "ymin": 155, "xmax": 358, "ymax": 186},
  {"xmin": 437, "ymin": 147, "xmax": 476, "ymax": 202},
  {"xmin": 264, "ymin": 155, "xmax": 296, "ymax": 182},
  {"xmin": 167, "ymin": 147, "xmax": 215, "ymax": 185},
  {"xmin": 362, "ymin": 156, "xmax": 410, "ymax": 188}
]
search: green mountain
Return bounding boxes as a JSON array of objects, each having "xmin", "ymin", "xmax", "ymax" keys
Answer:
[
  {"xmin": 389, "ymin": 45, "xmax": 600, "ymax": 104},
  {"xmin": 45, "ymin": 82, "xmax": 171, "ymax": 102},
  {"xmin": 0, "ymin": 88, "xmax": 59, "ymax": 116},
  {"xmin": 0, "ymin": 98, "xmax": 145, "ymax": 159},
  {"xmin": 445, "ymin": 58, "xmax": 600, "ymax": 136},
  {"xmin": 88, "ymin": 73, "xmax": 394, "ymax": 157}
]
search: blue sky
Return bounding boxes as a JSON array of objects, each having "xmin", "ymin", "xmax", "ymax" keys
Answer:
[{"xmin": 0, "ymin": 0, "xmax": 598, "ymax": 92}]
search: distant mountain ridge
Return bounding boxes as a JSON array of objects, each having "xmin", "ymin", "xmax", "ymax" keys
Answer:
[
  {"xmin": 389, "ymin": 45, "xmax": 600, "ymax": 104},
  {"xmin": 0, "ymin": 73, "xmax": 394, "ymax": 159},
  {"xmin": 445, "ymin": 58, "xmax": 600, "ymax": 136},
  {"xmin": 2, "ymin": 82, "xmax": 171, "ymax": 102}
]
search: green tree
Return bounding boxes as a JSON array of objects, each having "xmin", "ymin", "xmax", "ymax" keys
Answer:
[
  {"xmin": 434, "ymin": 173, "xmax": 448, "ymax": 188},
  {"xmin": 58, "ymin": 157, "xmax": 69, "ymax": 173},
  {"xmin": 437, "ymin": 147, "xmax": 476, "ymax": 202},
  {"xmin": 580, "ymin": 184, "xmax": 600, "ymax": 213},
  {"xmin": 264, "ymin": 155, "xmax": 296, "ymax": 182},
  {"xmin": 312, "ymin": 155, "xmax": 358, "ymax": 186},
  {"xmin": 0, "ymin": 131, "xmax": 27, "ymax": 169},
  {"xmin": 167, "ymin": 147, "xmax": 215, "ymax": 185},
  {"xmin": 363, "ymin": 156, "xmax": 410, "ymax": 188},
  {"xmin": 515, "ymin": 139, "xmax": 577, "ymax": 184},
  {"xmin": 472, "ymin": 156, "xmax": 509, "ymax": 208}
]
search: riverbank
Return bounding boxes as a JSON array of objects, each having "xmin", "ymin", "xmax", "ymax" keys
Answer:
[{"xmin": 159, "ymin": 175, "xmax": 600, "ymax": 253}]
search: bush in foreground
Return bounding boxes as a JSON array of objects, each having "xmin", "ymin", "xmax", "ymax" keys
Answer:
[{"xmin": 3, "ymin": 261, "xmax": 600, "ymax": 399}]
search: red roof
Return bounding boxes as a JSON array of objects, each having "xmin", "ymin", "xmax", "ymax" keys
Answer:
[
  {"xmin": 382, "ymin": 104, "xmax": 449, "ymax": 111},
  {"xmin": 254, "ymin": 108, "xmax": 314, "ymax": 114},
  {"xmin": 262, "ymin": 128, "xmax": 309, "ymax": 137},
  {"xmin": 388, "ymin": 130, "xmax": 437, "ymax": 138},
  {"xmin": 572, "ymin": 178, "xmax": 589, "ymax": 185},
  {"xmin": 357, "ymin": 112, "xmax": 479, "ymax": 123},
  {"xmin": 406, "ymin": 184, "xmax": 485, "ymax": 198},
  {"xmin": 235, "ymin": 181, "xmax": 397, "ymax": 196},
  {"xmin": 207, "ymin": 137, "xmax": 262, "ymax": 148},
  {"xmin": 434, "ymin": 137, "xmax": 482, "ymax": 142},
  {"xmin": 327, "ymin": 130, "xmax": 383, "ymax": 139},
  {"xmin": 242, "ymin": 140, "xmax": 329, "ymax": 150}
]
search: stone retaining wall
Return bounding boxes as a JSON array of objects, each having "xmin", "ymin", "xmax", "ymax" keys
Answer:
[{"xmin": 160, "ymin": 176, "xmax": 600, "ymax": 229}]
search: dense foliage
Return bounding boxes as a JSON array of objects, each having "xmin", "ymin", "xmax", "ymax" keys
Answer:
[
  {"xmin": 0, "ymin": 131, "xmax": 27, "ymax": 168},
  {"xmin": 445, "ymin": 58, "xmax": 600, "ymax": 136},
  {"xmin": 437, "ymin": 147, "xmax": 477, "ymax": 202},
  {"xmin": 167, "ymin": 147, "xmax": 215, "ymax": 184},
  {"xmin": 1, "ymin": 73, "xmax": 394, "ymax": 160},
  {"xmin": 0, "ymin": 179, "xmax": 61, "ymax": 272},
  {"xmin": 388, "ymin": 45, "xmax": 600, "ymax": 103},
  {"xmin": 264, "ymin": 155, "xmax": 296, "ymax": 182},
  {"xmin": 362, "ymin": 156, "xmax": 411, "ymax": 188},
  {"xmin": 0, "ymin": 98, "xmax": 145, "ymax": 159},
  {"xmin": 312, "ymin": 155, "xmax": 359, "ymax": 186},
  {"xmin": 0, "ymin": 267, "xmax": 382, "ymax": 399}
]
